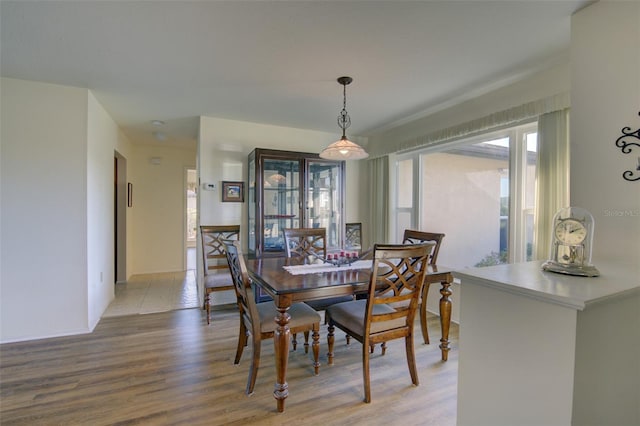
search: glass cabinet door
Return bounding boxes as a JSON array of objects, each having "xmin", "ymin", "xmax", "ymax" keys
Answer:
[
  {"xmin": 248, "ymin": 148, "xmax": 345, "ymax": 258},
  {"xmin": 262, "ymin": 158, "xmax": 301, "ymax": 254},
  {"xmin": 305, "ymin": 160, "xmax": 344, "ymax": 251},
  {"xmin": 248, "ymin": 156, "xmax": 256, "ymax": 254}
]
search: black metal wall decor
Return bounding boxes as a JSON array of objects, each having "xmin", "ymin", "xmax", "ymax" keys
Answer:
[{"xmin": 614, "ymin": 111, "xmax": 640, "ymax": 182}]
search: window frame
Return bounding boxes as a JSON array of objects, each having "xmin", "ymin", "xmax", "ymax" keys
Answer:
[{"xmin": 392, "ymin": 121, "xmax": 538, "ymax": 264}]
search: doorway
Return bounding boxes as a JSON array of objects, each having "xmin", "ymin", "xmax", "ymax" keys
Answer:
[
  {"xmin": 114, "ymin": 152, "xmax": 127, "ymax": 284},
  {"xmin": 104, "ymin": 160, "xmax": 201, "ymax": 318},
  {"xmin": 185, "ymin": 168, "xmax": 197, "ymax": 271}
]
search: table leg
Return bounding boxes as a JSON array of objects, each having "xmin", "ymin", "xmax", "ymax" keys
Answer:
[
  {"xmin": 439, "ymin": 276, "xmax": 452, "ymax": 361},
  {"xmin": 273, "ymin": 306, "xmax": 291, "ymax": 413}
]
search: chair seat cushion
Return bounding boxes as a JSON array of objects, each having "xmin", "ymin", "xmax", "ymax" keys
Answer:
[
  {"xmin": 305, "ymin": 295, "xmax": 354, "ymax": 311},
  {"xmin": 204, "ymin": 271, "xmax": 233, "ymax": 289},
  {"xmin": 257, "ymin": 302, "xmax": 321, "ymax": 334},
  {"xmin": 326, "ymin": 299, "xmax": 406, "ymax": 336}
]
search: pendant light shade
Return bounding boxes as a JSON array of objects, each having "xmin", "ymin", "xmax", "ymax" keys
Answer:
[
  {"xmin": 320, "ymin": 76, "xmax": 369, "ymax": 160},
  {"xmin": 319, "ymin": 136, "xmax": 369, "ymax": 160}
]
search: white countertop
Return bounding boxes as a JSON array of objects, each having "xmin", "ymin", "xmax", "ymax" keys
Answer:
[{"xmin": 453, "ymin": 260, "xmax": 640, "ymax": 310}]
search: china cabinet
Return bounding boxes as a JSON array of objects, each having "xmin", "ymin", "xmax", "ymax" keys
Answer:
[{"xmin": 248, "ymin": 148, "xmax": 346, "ymax": 258}]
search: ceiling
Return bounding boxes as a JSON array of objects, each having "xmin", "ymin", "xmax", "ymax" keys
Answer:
[{"xmin": 1, "ymin": 1, "xmax": 592, "ymax": 148}]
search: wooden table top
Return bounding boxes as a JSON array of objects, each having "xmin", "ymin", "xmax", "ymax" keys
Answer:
[
  {"xmin": 245, "ymin": 256, "xmax": 371, "ymax": 299},
  {"xmin": 245, "ymin": 255, "xmax": 453, "ymax": 304}
]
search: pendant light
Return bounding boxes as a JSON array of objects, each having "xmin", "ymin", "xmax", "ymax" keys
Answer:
[{"xmin": 320, "ymin": 76, "xmax": 369, "ymax": 160}]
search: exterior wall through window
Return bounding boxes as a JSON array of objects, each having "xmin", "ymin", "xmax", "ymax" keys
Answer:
[{"xmin": 394, "ymin": 122, "xmax": 537, "ymax": 269}]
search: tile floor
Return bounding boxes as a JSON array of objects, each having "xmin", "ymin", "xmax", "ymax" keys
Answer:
[{"xmin": 102, "ymin": 248, "xmax": 199, "ymax": 318}]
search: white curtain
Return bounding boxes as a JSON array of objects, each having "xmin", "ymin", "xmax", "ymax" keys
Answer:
[
  {"xmin": 368, "ymin": 156, "xmax": 389, "ymax": 245},
  {"xmin": 533, "ymin": 108, "xmax": 570, "ymax": 260},
  {"xmin": 372, "ymin": 92, "xmax": 570, "ymax": 158}
]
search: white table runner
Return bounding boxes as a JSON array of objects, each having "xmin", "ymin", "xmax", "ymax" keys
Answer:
[{"xmin": 283, "ymin": 260, "xmax": 372, "ymax": 275}]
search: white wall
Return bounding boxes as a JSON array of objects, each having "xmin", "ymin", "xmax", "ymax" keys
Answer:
[
  {"xmin": 87, "ymin": 92, "xmax": 120, "ymax": 329},
  {"xmin": 1, "ymin": 78, "xmax": 89, "ymax": 342},
  {"xmin": 570, "ymin": 2, "xmax": 640, "ymax": 425},
  {"xmin": 129, "ymin": 143, "xmax": 196, "ymax": 274},
  {"xmin": 570, "ymin": 0, "xmax": 640, "ymax": 265},
  {"xmin": 346, "ymin": 154, "xmax": 366, "ymax": 246},
  {"xmin": 1, "ymin": 78, "xmax": 133, "ymax": 342}
]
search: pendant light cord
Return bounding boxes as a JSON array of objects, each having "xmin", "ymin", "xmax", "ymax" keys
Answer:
[{"xmin": 338, "ymin": 79, "xmax": 351, "ymax": 138}]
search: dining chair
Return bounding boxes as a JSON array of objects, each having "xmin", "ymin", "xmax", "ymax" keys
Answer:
[
  {"xmin": 283, "ymin": 229, "xmax": 359, "ymax": 311},
  {"xmin": 402, "ymin": 229, "xmax": 445, "ymax": 344},
  {"xmin": 283, "ymin": 227, "xmax": 354, "ymax": 348},
  {"xmin": 402, "ymin": 229, "xmax": 445, "ymax": 266},
  {"xmin": 345, "ymin": 222, "xmax": 362, "ymax": 250},
  {"xmin": 223, "ymin": 240, "xmax": 321, "ymax": 395},
  {"xmin": 325, "ymin": 243, "xmax": 432, "ymax": 403},
  {"xmin": 200, "ymin": 225, "xmax": 240, "ymax": 325},
  {"xmin": 283, "ymin": 227, "xmax": 327, "ymax": 258}
]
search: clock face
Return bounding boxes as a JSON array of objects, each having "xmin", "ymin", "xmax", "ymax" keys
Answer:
[{"xmin": 554, "ymin": 219, "xmax": 587, "ymax": 245}]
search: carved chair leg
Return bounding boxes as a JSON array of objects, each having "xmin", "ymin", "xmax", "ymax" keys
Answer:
[
  {"xmin": 363, "ymin": 340, "xmax": 372, "ymax": 403},
  {"xmin": 234, "ymin": 321, "xmax": 248, "ymax": 364},
  {"xmin": 381, "ymin": 342, "xmax": 387, "ymax": 356},
  {"xmin": 304, "ymin": 330, "xmax": 310, "ymax": 354},
  {"xmin": 204, "ymin": 291, "xmax": 211, "ymax": 325},
  {"xmin": 246, "ymin": 336, "xmax": 261, "ymax": 395},
  {"xmin": 312, "ymin": 325, "xmax": 320, "ymax": 375},
  {"xmin": 292, "ymin": 333, "xmax": 298, "ymax": 351},
  {"xmin": 420, "ymin": 283, "xmax": 431, "ymax": 344},
  {"xmin": 327, "ymin": 324, "xmax": 335, "ymax": 365},
  {"xmin": 405, "ymin": 335, "xmax": 419, "ymax": 386}
]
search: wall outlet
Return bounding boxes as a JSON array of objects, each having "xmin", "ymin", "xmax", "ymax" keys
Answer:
[{"xmin": 100, "ymin": 272, "xmax": 103, "ymax": 283}]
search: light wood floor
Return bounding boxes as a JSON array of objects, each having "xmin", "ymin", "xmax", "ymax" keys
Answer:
[{"xmin": 0, "ymin": 307, "xmax": 458, "ymax": 425}]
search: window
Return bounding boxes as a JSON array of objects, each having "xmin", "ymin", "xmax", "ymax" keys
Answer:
[
  {"xmin": 395, "ymin": 123, "xmax": 537, "ymax": 269},
  {"xmin": 186, "ymin": 169, "xmax": 197, "ymax": 244},
  {"xmin": 395, "ymin": 158, "xmax": 415, "ymax": 235}
]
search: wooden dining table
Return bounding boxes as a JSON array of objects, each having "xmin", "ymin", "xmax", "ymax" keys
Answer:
[{"xmin": 245, "ymin": 255, "xmax": 454, "ymax": 413}]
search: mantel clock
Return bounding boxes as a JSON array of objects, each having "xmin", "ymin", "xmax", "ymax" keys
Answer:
[{"xmin": 541, "ymin": 207, "xmax": 600, "ymax": 277}]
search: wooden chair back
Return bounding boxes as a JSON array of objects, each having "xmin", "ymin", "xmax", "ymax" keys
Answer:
[
  {"xmin": 345, "ymin": 222, "xmax": 362, "ymax": 250},
  {"xmin": 283, "ymin": 228, "xmax": 327, "ymax": 258},
  {"xmin": 402, "ymin": 229, "xmax": 445, "ymax": 265},
  {"xmin": 367, "ymin": 243, "xmax": 432, "ymax": 311},
  {"xmin": 201, "ymin": 225, "xmax": 240, "ymax": 275},
  {"xmin": 223, "ymin": 240, "xmax": 261, "ymax": 338}
]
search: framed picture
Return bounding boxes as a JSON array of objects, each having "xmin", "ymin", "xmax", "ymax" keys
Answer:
[
  {"xmin": 222, "ymin": 181, "xmax": 244, "ymax": 202},
  {"xmin": 127, "ymin": 182, "xmax": 133, "ymax": 207}
]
